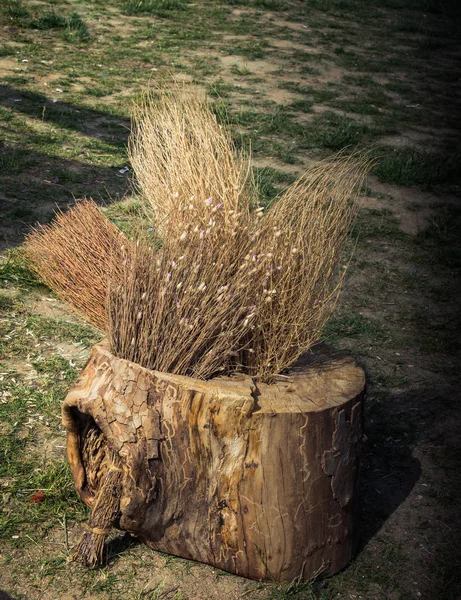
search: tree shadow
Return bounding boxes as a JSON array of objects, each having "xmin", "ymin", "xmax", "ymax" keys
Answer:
[
  {"xmin": 359, "ymin": 387, "xmax": 423, "ymax": 549},
  {"xmin": 0, "ymin": 84, "xmax": 130, "ymax": 147},
  {"xmin": 0, "ymin": 85, "xmax": 133, "ymax": 251},
  {"xmin": 358, "ymin": 383, "xmax": 461, "ymax": 598},
  {"xmin": 105, "ymin": 531, "xmax": 141, "ymax": 567},
  {"xmin": 0, "ymin": 591, "xmax": 20, "ymax": 600},
  {"xmin": 0, "ymin": 147, "xmax": 131, "ymax": 251}
]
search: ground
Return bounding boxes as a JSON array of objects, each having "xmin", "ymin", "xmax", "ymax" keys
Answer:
[{"xmin": 0, "ymin": 0, "xmax": 460, "ymax": 599}]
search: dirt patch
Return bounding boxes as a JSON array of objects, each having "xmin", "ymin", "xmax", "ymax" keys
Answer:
[
  {"xmin": 271, "ymin": 18, "xmax": 311, "ymax": 33},
  {"xmin": 357, "ymin": 194, "xmax": 431, "ymax": 235},
  {"xmin": 0, "ymin": 358, "xmax": 39, "ymax": 378},
  {"xmin": 29, "ymin": 428, "xmax": 67, "ymax": 462},
  {"xmin": 378, "ymin": 131, "xmax": 437, "ymax": 150},
  {"xmin": 0, "ymin": 57, "xmax": 20, "ymax": 73},
  {"xmin": 219, "ymin": 55, "xmax": 278, "ymax": 75},
  {"xmin": 264, "ymin": 85, "xmax": 300, "ymax": 104},
  {"xmin": 27, "ymin": 296, "xmax": 82, "ymax": 322},
  {"xmin": 0, "ymin": 527, "xmax": 266, "ymax": 600},
  {"xmin": 269, "ymin": 38, "xmax": 311, "ymax": 51},
  {"xmin": 252, "ymin": 156, "xmax": 307, "ymax": 174},
  {"xmin": 369, "ymin": 175, "xmax": 460, "ymax": 210},
  {"xmin": 315, "ymin": 64, "xmax": 348, "ymax": 84}
]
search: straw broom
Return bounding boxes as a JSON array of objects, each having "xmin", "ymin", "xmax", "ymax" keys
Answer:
[{"xmin": 73, "ymin": 425, "xmax": 123, "ymax": 568}]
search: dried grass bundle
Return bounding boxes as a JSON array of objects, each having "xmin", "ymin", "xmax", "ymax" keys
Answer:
[
  {"xmin": 108, "ymin": 223, "xmax": 261, "ymax": 379},
  {"xmin": 240, "ymin": 155, "xmax": 369, "ymax": 379},
  {"xmin": 129, "ymin": 89, "xmax": 253, "ymax": 242},
  {"xmin": 112, "ymin": 87, "xmax": 369, "ymax": 380},
  {"xmin": 24, "ymin": 199, "xmax": 128, "ymax": 331},
  {"xmin": 23, "ymin": 90, "xmax": 369, "ymax": 382},
  {"xmin": 73, "ymin": 424, "xmax": 122, "ymax": 568}
]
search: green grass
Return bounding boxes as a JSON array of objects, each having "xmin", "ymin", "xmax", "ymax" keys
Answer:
[
  {"xmin": 0, "ymin": 0, "xmax": 30, "ymax": 26},
  {"xmin": 0, "ymin": 312, "xmax": 99, "ymax": 362},
  {"xmin": 0, "ymin": 250, "xmax": 42, "ymax": 290},
  {"xmin": 0, "ymin": 44, "xmax": 17, "ymax": 57},
  {"xmin": 224, "ymin": 40, "xmax": 269, "ymax": 60},
  {"xmin": 266, "ymin": 578, "xmax": 317, "ymax": 599},
  {"xmin": 379, "ymin": 0, "xmax": 443, "ymax": 10},
  {"xmin": 230, "ymin": 63, "xmax": 252, "ymax": 76},
  {"xmin": 252, "ymin": 166, "xmax": 295, "ymax": 205},
  {"xmin": 63, "ymin": 13, "xmax": 91, "ymax": 44},
  {"xmin": 0, "ymin": 378, "xmax": 86, "ymax": 544},
  {"xmin": 305, "ymin": 0, "xmax": 356, "ymax": 10},
  {"xmin": 288, "ymin": 99, "xmax": 314, "ymax": 113},
  {"xmin": 305, "ymin": 112, "xmax": 373, "ymax": 151},
  {"xmin": 374, "ymin": 147, "xmax": 456, "ymax": 187},
  {"xmin": 322, "ymin": 312, "xmax": 388, "ymax": 344},
  {"xmin": 415, "ymin": 204, "xmax": 461, "ymax": 269},
  {"xmin": 0, "ymin": 292, "xmax": 18, "ymax": 311},
  {"xmin": 33, "ymin": 10, "xmax": 68, "ymax": 30},
  {"xmin": 23, "ymin": 315, "xmax": 99, "ymax": 346},
  {"xmin": 0, "ymin": 291, "xmax": 91, "ymax": 546},
  {"xmin": 103, "ymin": 200, "xmax": 146, "ymax": 236},
  {"xmin": 221, "ymin": 0, "xmax": 284, "ymax": 5},
  {"xmin": 121, "ymin": 0, "xmax": 187, "ymax": 15},
  {"xmin": 352, "ymin": 207, "xmax": 408, "ymax": 240},
  {"xmin": 253, "ymin": 0, "xmax": 289, "ymax": 9},
  {"xmin": 1, "ymin": 3, "xmax": 90, "ymax": 43},
  {"xmin": 279, "ymin": 81, "xmax": 338, "ymax": 104},
  {"xmin": 0, "ymin": 146, "xmax": 42, "ymax": 175}
]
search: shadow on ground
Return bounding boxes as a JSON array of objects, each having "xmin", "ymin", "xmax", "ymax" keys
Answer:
[
  {"xmin": 0, "ymin": 85, "xmax": 131, "ymax": 251},
  {"xmin": 359, "ymin": 383, "xmax": 461, "ymax": 598},
  {"xmin": 0, "ymin": 85, "xmax": 130, "ymax": 146},
  {"xmin": 0, "ymin": 590, "xmax": 20, "ymax": 600}
]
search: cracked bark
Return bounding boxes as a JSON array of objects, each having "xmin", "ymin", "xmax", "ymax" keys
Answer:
[{"xmin": 62, "ymin": 341, "xmax": 365, "ymax": 582}]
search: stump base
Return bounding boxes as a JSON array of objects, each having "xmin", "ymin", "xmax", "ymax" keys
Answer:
[{"xmin": 62, "ymin": 342, "xmax": 365, "ymax": 581}]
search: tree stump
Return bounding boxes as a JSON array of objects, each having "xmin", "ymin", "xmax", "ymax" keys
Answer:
[{"xmin": 62, "ymin": 341, "xmax": 365, "ymax": 582}]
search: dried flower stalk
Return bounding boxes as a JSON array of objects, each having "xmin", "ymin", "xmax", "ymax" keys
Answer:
[
  {"xmin": 240, "ymin": 155, "xmax": 369, "ymax": 379},
  {"xmin": 113, "ymin": 87, "xmax": 369, "ymax": 379},
  {"xmin": 24, "ymin": 90, "xmax": 369, "ymax": 382},
  {"xmin": 129, "ymin": 89, "xmax": 253, "ymax": 242}
]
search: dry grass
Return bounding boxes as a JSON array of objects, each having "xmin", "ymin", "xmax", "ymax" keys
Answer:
[
  {"xmin": 240, "ymin": 156, "xmax": 369, "ymax": 379},
  {"xmin": 24, "ymin": 199, "xmax": 127, "ymax": 331},
  {"xmin": 109, "ymin": 89, "xmax": 263, "ymax": 378},
  {"xmin": 129, "ymin": 88, "xmax": 254, "ymax": 243},
  {"xmin": 23, "ymin": 91, "xmax": 369, "ymax": 381},
  {"xmin": 111, "ymin": 88, "xmax": 369, "ymax": 380},
  {"xmin": 108, "ymin": 228, "xmax": 259, "ymax": 379},
  {"xmin": 73, "ymin": 425, "xmax": 122, "ymax": 568}
]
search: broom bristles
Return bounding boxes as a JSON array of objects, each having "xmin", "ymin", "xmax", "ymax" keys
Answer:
[
  {"xmin": 73, "ymin": 439, "xmax": 122, "ymax": 568},
  {"xmin": 23, "ymin": 198, "xmax": 128, "ymax": 331},
  {"xmin": 73, "ymin": 529, "xmax": 107, "ymax": 569}
]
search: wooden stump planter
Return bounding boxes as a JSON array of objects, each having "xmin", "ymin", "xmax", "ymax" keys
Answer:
[{"xmin": 62, "ymin": 341, "xmax": 365, "ymax": 582}]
